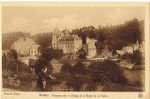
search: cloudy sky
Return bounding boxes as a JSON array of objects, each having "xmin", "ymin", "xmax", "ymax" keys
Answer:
[{"xmin": 2, "ymin": 6, "xmax": 145, "ymax": 35}]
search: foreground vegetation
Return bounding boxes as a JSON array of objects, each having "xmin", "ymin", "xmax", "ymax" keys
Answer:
[{"xmin": 2, "ymin": 50, "xmax": 144, "ymax": 91}]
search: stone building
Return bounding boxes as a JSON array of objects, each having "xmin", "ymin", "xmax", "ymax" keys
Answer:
[
  {"xmin": 51, "ymin": 29, "xmax": 98, "ymax": 58},
  {"xmin": 86, "ymin": 37, "xmax": 97, "ymax": 58},
  {"xmin": 51, "ymin": 30, "xmax": 82, "ymax": 54},
  {"xmin": 11, "ymin": 37, "xmax": 40, "ymax": 57},
  {"xmin": 59, "ymin": 35, "xmax": 82, "ymax": 54},
  {"xmin": 51, "ymin": 29, "xmax": 64, "ymax": 49},
  {"xmin": 11, "ymin": 37, "xmax": 40, "ymax": 65}
]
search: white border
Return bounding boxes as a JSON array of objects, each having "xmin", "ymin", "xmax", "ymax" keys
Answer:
[
  {"xmin": 0, "ymin": 0, "xmax": 150, "ymax": 1},
  {"xmin": 0, "ymin": 2, "xmax": 149, "ymax": 99}
]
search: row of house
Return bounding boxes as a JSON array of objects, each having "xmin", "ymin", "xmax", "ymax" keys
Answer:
[
  {"xmin": 11, "ymin": 36, "xmax": 97, "ymax": 59},
  {"xmin": 10, "ymin": 30, "xmax": 98, "ymax": 65},
  {"xmin": 116, "ymin": 41, "xmax": 144, "ymax": 57}
]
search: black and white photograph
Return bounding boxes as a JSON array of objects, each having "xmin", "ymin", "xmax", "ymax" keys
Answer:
[{"xmin": 2, "ymin": 3, "xmax": 146, "ymax": 92}]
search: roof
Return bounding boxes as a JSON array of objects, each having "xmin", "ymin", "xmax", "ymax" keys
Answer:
[
  {"xmin": 11, "ymin": 37, "xmax": 40, "ymax": 51},
  {"xmin": 59, "ymin": 34, "xmax": 81, "ymax": 41}
]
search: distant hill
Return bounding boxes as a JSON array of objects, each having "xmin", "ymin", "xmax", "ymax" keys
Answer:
[{"xmin": 2, "ymin": 32, "xmax": 31, "ymax": 50}]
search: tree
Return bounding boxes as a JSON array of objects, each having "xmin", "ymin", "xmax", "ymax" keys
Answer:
[
  {"xmin": 117, "ymin": 18, "xmax": 141, "ymax": 44},
  {"xmin": 9, "ymin": 49, "xmax": 18, "ymax": 60},
  {"xmin": 61, "ymin": 62, "xmax": 73, "ymax": 73},
  {"xmin": 33, "ymin": 33, "xmax": 52, "ymax": 48},
  {"xmin": 9, "ymin": 49, "xmax": 19, "ymax": 72},
  {"xmin": 66, "ymin": 75, "xmax": 85, "ymax": 91},
  {"xmin": 72, "ymin": 61, "xmax": 87, "ymax": 75},
  {"xmin": 72, "ymin": 26, "xmax": 96, "ymax": 44},
  {"xmin": 88, "ymin": 60, "xmax": 127, "ymax": 85},
  {"xmin": 39, "ymin": 47, "xmax": 63, "ymax": 61},
  {"xmin": 77, "ymin": 48, "xmax": 87, "ymax": 59},
  {"xmin": 2, "ymin": 32, "xmax": 30, "ymax": 50},
  {"xmin": 96, "ymin": 18, "xmax": 142, "ymax": 52}
]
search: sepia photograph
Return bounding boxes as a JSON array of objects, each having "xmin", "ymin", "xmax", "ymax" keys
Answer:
[{"xmin": 1, "ymin": 3, "xmax": 147, "ymax": 92}]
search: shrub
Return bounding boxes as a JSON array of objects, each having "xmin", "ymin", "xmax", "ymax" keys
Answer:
[
  {"xmin": 60, "ymin": 61, "xmax": 89, "ymax": 91},
  {"xmin": 88, "ymin": 60, "xmax": 127, "ymax": 84},
  {"xmin": 61, "ymin": 63, "xmax": 73, "ymax": 74},
  {"xmin": 72, "ymin": 61, "xmax": 88, "ymax": 75},
  {"xmin": 65, "ymin": 75, "xmax": 86, "ymax": 91}
]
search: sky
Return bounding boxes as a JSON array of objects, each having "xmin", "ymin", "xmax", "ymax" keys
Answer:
[{"xmin": 2, "ymin": 6, "xmax": 145, "ymax": 35}]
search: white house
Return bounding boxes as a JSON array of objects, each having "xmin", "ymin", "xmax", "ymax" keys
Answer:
[
  {"xmin": 11, "ymin": 37, "xmax": 40, "ymax": 65},
  {"xmin": 11, "ymin": 37, "xmax": 40, "ymax": 57}
]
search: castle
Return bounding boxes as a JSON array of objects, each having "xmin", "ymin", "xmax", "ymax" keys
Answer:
[
  {"xmin": 11, "ymin": 29, "xmax": 98, "ymax": 63},
  {"xmin": 51, "ymin": 29, "xmax": 97, "ymax": 58},
  {"xmin": 52, "ymin": 29, "xmax": 83, "ymax": 54}
]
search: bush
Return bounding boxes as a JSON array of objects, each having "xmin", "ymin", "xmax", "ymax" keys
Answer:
[
  {"xmin": 61, "ymin": 63, "xmax": 73, "ymax": 74},
  {"xmin": 77, "ymin": 48, "xmax": 87, "ymax": 59},
  {"xmin": 59, "ymin": 61, "xmax": 89, "ymax": 91},
  {"xmin": 88, "ymin": 60, "xmax": 127, "ymax": 84},
  {"xmin": 72, "ymin": 61, "xmax": 88, "ymax": 75},
  {"xmin": 65, "ymin": 75, "xmax": 86, "ymax": 91},
  {"xmin": 39, "ymin": 47, "xmax": 63, "ymax": 61}
]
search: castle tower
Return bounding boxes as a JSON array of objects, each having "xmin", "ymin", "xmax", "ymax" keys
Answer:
[{"xmin": 52, "ymin": 29, "xmax": 62, "ymax": 49}]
